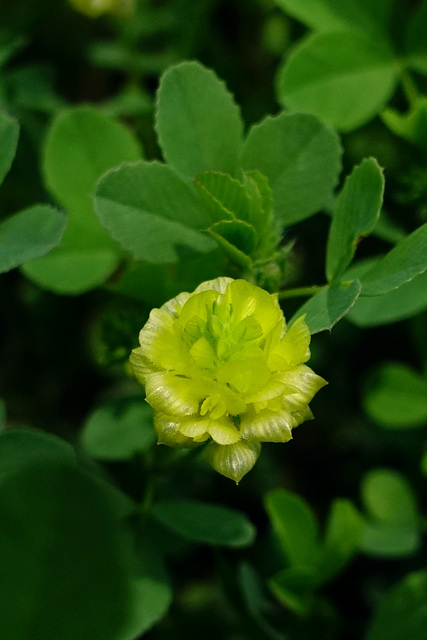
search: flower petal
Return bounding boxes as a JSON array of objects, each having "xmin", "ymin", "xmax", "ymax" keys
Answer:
[
  {"xmin": 145, "ymin": 371, "xmax": 200, "ymax": 415},
  {"xmin": 205, "ymin": 439, "xmax": 261, "ymax": 483},
  {"xmin": 154, "ymin": 412, "xmax": 200, "ymax": 448},
  {"xmin": 240, "ymin": 408, "xmax": 295, "ymax": 442},
  {"xmin": 129, "ymin": 347, "xmax": 157, "ymax": 384},
  {"xmin": 280, "ymin": 365, "xmax": 328, "ymax": 409},
  {"xmin": 269, "ymin": 315, "xmax": 311, "ymax": 369}
]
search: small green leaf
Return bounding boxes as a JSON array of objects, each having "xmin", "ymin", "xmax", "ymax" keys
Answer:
[
  {"xmin": 0, "ymin": 110, "xmax": 19, "ymax": 186},
  {"xmin": 349, "ymin": 269, "xmax": 427, "ymax": 326},
  {"xmin": 276, "ymin": 31, "xmax": 398, "ymax": 132},
  {"xmin": 242, "ymin": 112, "xmax": 341, "ymax": 226},
  {"xmin": 265, "ymin": 488, "xmax": 319, "ymax": 568},
  {"xmin": 382, "ymin": 99, "xmax": 427, "ymax": 148},
  {"xmin": 156, "ymin": 61, "xmax": 243, "ymax": 177},
  {"xmin": 0, "ymin": 205, "xmax": 66, "ymax": 273},
  {"xmin": 238, "ymin": 563, "xmax": 287, "ymax": 640},
  {"xmin": 274, "ymin": 0, "xmax": 392, "ymax": 38},
  {"xmin": 361, "ymin": 223, "xmax": 427, "ymax": 295},
  {"xmin": 405, "ymin": 0, "xmax": 427, "ymax": 75},
  {"xmin": 290, "ymin": 280, "xmax": 362, "ymax": 334},
  {"xmin": 95, "ymin": 161, "xmax": 216, "ymax": 264},
  {"xmin": 317, "ymin": 499, "xmax": 363, "ymax": 583},
  {"xmin": 209, "ymin": 219, "xmax": 257, "ymax": 257},
  {"xmin": 194, "ymin": 171, "xmax": 251, "ymax": 223},
  {"xmin": 151, "ymin": 500, "xmax": 256, "ymax": 547},
  {"xmin": 0, "ymin": 460, "xmax": 132, "ymax": 640},
  {"xmin": 268, "ymin": 566, "xmax": 317, "ymax": 616},
  {"xmin": 360, "ymin": 469, "xmax": 420, "ymax": 557},
  {"xmin": 326, "ymin": 159, "xmax": 384, "ymax": 282},
  {"xmin": 363, "ymin": 363, "xmax": 427, "ymax": 429},
  {"xmin": 366, "ymin": 571, "xmax": 427, "ymax": 640},
  {"xmin": 81, "ymin": 397, "xmax": 156, "ymax": 461}
]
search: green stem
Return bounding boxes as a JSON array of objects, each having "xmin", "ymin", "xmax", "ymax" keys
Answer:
[
  {"xmin": 278, "ymin": 284, "xmax": 327, "ymax": 300},
  {"xmin": 400, "ymin": 68, "xmax": 419, "ymax": 110}
]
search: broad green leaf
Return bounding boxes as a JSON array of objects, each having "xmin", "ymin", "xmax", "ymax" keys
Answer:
[
  {"xmin": 360, "ymin": 223, "xmax": 427, "ymax": 295},
  {"xmin": 151, "ymin": 500, "xmax": 256, "ymax": 547},
  {"xmin": 277, "ymin": 31, "xmax": 398, "ymax": 132},
  {"xmin": 363, "ymin": 363, "xmax": 427, "ymax": 429},
  {"xmin": 366, "ymin": 571, "xmax": 427, "ymax": 640},
  {"xmin": 81, "ymin": 396, "xmax": 156, "ymax": 460},
  {"xmin": 265, "ymin": 488, "xmax": 319, "ymax": 568},
  {"xmin": 274, "ymin": 0, "xmax": 392, "ymax": 38},
  {"xmin": 242, "ymin": 112, "xmax": 341, "ymax": 226},
  {"xmin": 95, "ymin": 160, "xmax": 216, "ymax": 263},
  {"xmin": 317, "ymin": 499, "xmax": 363, "ymax": 583},
  {"xmin": 382, "ymin": 99, "xmax": 427, "ymax": 148},
  {"xmin": 268, "ymin": 566, "xmax": 317, "ymax": 616},
  {"xmin": 27, "ymin": 106, "xmax": 142, "ymax": 294},
  {"xmin": 360, "ymin": 469, "xmax": 420, "ymax": 557},
  {"xmin": 349, "ymin": 269, "xmax": 427, "ymax": 326},
  {"xmin": 0, "ymin": 205, "xmax": 66, "ymax": 273},
  {"xmin": 44, "ymin": 106, "xmax": 142, "ymax": 219},
  {"xmin": 0, "ymin": 429, "xmax": 76, "ymax": 479},
  {"xmin": 0, "ymin": 460, "xmax": 132, "ymax": 640},
  {"xmin": 290, "ymin": 280, "xmax": 362, "ymax": 334},
  {"xmin": 156, "ymin": 61, "xmax": 243, "ymax": 177},
  {"xmin": 326, "ymin": 159, "xmax": 384, "ymax": 282},
  {"xmin": 405, "ymin": 0, "xmax": 427, "ymax": 75},
  {"xmin": 0, "ymin": 110, "xmax": 19, "ymax": 185},
  {"xmin": 22, "ymin": 247, "xmax": 120, "ymax": 294}
]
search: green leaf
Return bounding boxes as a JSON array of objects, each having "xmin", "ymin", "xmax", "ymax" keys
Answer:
[
  {"xmin": 363, "ymin": 363, "xmax": 427, "ymax": 429},
  {"xmin": 360, "ymin": 469, "xmax": 420, "ymax": 557},
  {"xmin": 366, "ymin": 571, "xmax": 427, "ymax": 640},
  {"xmin": 382, "ymin": 99, "xmax": 427, "ymax": 148},
  {"xmin": 238, "ymin": 563, "xmax": 287, "ymax": 640},
  {"xmin": 118, "ymin": 522, "xmax": 172, "ymax": 639},
  {"xmin": 242, "ymin": 112, "xmax": 341, "ymax": 226},
  {"xmin": 348, "ymin": 269, "xmax": 427, "ymax": 326},
  {"xmin": 0, "ymin": 205, "xmax": 66, "ymax": 273},
  {"xmin": 151, "ymin": 500, "xmax": 256, "ymax": 547},
  {"xmin": 209, "ymin": 219, "xmax": 257, "ymax": 261},
  {"xmin": 43, "ymin": 106, "xmax": 142, "ymax": 218},
  {"xmin": 276, "ymin": 31, "xmax": 399, "ymax": 132},
  {"xmin": 0, "ymin": 110, "xmax": 19, "ymax": 186},
  {"xmin": 290, "ymin": 280, "xmax": 362, "ymax": 334},
  {"xmin": 405, "ymin": 1, "xmax": 427, "ymax": 75},
  {"xmin": 0, "ymin": 460, "xmax": 132, "ymax": 640},
  {"xmin": 326, "ymin": 159, "xmax": 384, "ymax": 282},
  {"xmin": 81, "ymin": 396, "xmax": 156, "ymax": 461},
  {"xmin": 274, "ymin": 0, "xmax": 392, "ymax": 38},
  {"xmin": 265, "ymin": 488, "xmax": 319, "ymax": 568},
  {"xmin": 360, "ymin": 223, "xmax": 427, "ymax": 295},
  {"xmin": 317, "ymin": 499, "xmax": 363, "ymax": 583},
  {"xmin": 0, "ymin": 429, "xmax": 76, "ymax": 479},
  {"xmin": 268, "ymin": 566, "xmax": 317, "ymax": 616},
  {"xmin": 25, "ymin": 106, "xmax": 142, "ymax": 294},
  {"xmin": 194, "ymin": 171, "xmax": 251, "ymax": 223},
  {"xmin": 95, "ymin": 160, "xmax": 216, "ymax": 264},
  {"xmin": 156, "ymin": 61, "xmax": 243, "ymax": 177}
]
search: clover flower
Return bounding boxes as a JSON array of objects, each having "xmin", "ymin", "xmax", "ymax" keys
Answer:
[{"xmin": 130, "ymin": 278, "xmax": 326, "ymax": 482}]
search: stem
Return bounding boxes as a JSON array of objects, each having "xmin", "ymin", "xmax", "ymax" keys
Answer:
[
  {"xmin": 400, "ymin": 68, "xmax": 419, "ymax": 110},
  {"xmin": 278, "ymin": 284, "xmax": 327, "ymax": 300}
]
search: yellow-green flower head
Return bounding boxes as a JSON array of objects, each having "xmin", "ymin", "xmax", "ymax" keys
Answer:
[
  {"xmin": 69, "ymin": 0, "xmax": 134, "ymax": 18},
  {"xmin": 130, "ymin": 278, "xmax": 326, "ymax": 483}
]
